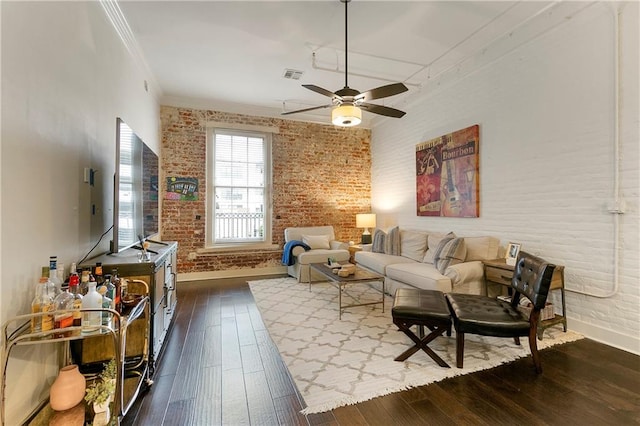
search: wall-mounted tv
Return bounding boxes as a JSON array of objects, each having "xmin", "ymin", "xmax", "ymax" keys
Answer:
[{"xmin": 111, "ymin": 118, "xmax": 159, "ymax": 253}]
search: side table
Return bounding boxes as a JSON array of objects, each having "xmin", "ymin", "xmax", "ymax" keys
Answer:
[
  {"xmin": 482, "ymin": 258, "xmax": 567, "ymax": 339},
  {"xmin": 348, "ymin": 244, "xmax": 362, "ymax": 264}
]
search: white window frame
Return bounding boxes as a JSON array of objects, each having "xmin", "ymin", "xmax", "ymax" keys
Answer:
[{"xmin": 206, "ymin": 125, "xmax": 273, "ymax": 249}]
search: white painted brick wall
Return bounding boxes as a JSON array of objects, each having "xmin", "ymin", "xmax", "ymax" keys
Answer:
[{"xmin": 371, "ymin": 3, "xmax": 639, "ymax": 354}]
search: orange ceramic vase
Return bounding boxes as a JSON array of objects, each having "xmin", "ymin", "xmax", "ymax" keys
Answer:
[{"xmin": 49, "ymin": 364, "xmax": 86, "ymax": 411}]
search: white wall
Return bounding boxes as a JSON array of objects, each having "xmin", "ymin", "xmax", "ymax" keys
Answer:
[
  {"xmin": 371, "ymin": 3, "xmax": 639, "ymax": 354},
  {"xmin": 1, "ymin": 2, "xmax": 159, "ymax": 422}
]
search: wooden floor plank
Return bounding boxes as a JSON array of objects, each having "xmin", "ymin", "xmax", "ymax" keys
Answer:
[
  {"xmin": 244, "ymin": 370, "xmax": 280, "ymax": 425},
  {"xmin": 331, "ymin": 404, "xmax": 368, "ymax": 426},
  {"xmin": 168, "ymin": 329, "xmax": 204, "ymax": 402},
  {"xmin": 407, "ymin": 397, "xmax": 458, "ymax": 426},
  {"xmin": 272, "ymin": 394, "xmax": 308, "ymax": 426},
  {"xmin": 163, "ymin": 398, "xmax": 195, "ymax": 426},
  {"xmin": 375, "ymin": 392, "xmax": 427, "ymax": 426},
  {"xmin": 221, "ymin": 316, "xmax": 243, "ymax": 371},
  {"xmin": 221, "ymin": 367, "xmax": 250, "ymax": 425},
  {"xmin": 201, "ymin": 324, "xmax": 222, "ymax": 368},
  {"xmin": 121, "ymin": 372, "xmax": 173, "ymax": 426},
  {"xmin": 240, "ymin": 341, "xmax": 265, "ymax": 375},
  {"xmin": 193, "ymin": 365, "xmax": 222, "ymax": 426},
  {"xmin": 124, "ymin": 278, "xmax": 640, "ymax": 426},
  {"xmin": 236, "ymin": 311, "xmax": 258, "ymax": 346},
  {"xmin": 255, "ymin": 329, "xmax": 299, "ymax": 399}
]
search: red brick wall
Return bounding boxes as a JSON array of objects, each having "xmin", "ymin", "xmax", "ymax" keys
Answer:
[{"xmin": 160, "ymin": 106, "xmax": 372, "ymax": 273}]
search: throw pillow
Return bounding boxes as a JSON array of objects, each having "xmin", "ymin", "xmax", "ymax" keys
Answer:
[
  {"xmin": 371, "ymin": 229, "xmax": 386, "ymax": 253},
  {"xmin": 422, "ymin": 232, "xmax": 451, "ymax": 264},
  {"xmin": 384, "ymin": 226, "xmax": 401, "ymax": 256},
  {"xmin": 434, "ymin": 237, "xmax": 467, "ymax": 274},
  {"xmin": 464, "ymin": 236, "xmax": 500, "ymax": 261},
  {"xmin": 400, "ymin": 230, "xmax": 429, "ymax": 262},
  {"xmin": 302, "ymin": 234, "xmax": 330, "ymax": 250}
]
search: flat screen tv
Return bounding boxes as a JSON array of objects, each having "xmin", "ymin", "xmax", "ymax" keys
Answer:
[{"xmin": 112, "ymin": 118, "xmax": 159, "ymax": 253}]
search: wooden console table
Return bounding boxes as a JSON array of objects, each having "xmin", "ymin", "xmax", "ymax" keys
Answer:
[{"xmin": 483, "ymin": 258, "xmax": 567, "ymax": 339}]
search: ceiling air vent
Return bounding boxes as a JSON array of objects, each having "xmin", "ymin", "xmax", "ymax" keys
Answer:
[{"xmin": 283, "ymin": 69, "xmax": 304, "ymax": 80}]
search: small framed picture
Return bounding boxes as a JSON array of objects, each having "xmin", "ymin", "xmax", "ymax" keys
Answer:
[{"xmin": 506, "ymin": 242, "xmax": 521, "ymax": 266}]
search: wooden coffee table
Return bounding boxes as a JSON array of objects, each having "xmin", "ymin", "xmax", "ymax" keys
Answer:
[{"xmin": 309, "ymin": 263, "xmax": 385, "ymax": 319}]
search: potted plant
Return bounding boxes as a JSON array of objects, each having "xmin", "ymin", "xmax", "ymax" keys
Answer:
[{"xmin": 84, "ymin": 359, "xmax": 117, "ymax": 424}]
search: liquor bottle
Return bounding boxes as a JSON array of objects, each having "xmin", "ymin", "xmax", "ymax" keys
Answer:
[
  {"xmin": 119, "ymin": 277, "xmax": 128, "ymax": 312},
  {"xmin": 111, "ymin": 269, "xmax": 122, "ymax": 313},
  {"xmin": 103, "ymin": 274, "xmax": 116, "ymax": 310},
  {"xmin": 97, "ymin": 285, "xmax": 113, "ymax": 326},
  {"xmin": 94, "ymin": 262, "xmax": 104, "ymax": 286},
  {"xmin": 56, "ymin": 262, "xmax": 65, "ymax": 284},
  {"xmin": 81, "ymin": 281, "xmax": 102, "ymax": 334},
  {"xmin": 42, "ymin": 267, "xmax": 58, "ymax": 301},
  {"xmin": 31, "ymin": 277, "xmax": 54, "ymax": 334},
  {"xmin": 68, "ymin": 273, "xmax": 83, "ymax": 326},
  {"xmin": 80, "ymin": 269, "xmax": 90, "ymax": 295},
  {"xmin": 69, "ymin": 262, "xmax": 77, "ymax": 278},
  {"xmin": 53, "ymin": 286, "xmax": 74, "ymax": 335},
  {"xmin": 48, "ymin": 256, "xmax": 62, "ymax": 297}
]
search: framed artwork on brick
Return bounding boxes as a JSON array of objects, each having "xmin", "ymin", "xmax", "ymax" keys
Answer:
[
  {"xmin": 166, "ymin": 177, "xmax": 199, "ymax": 201},
  {"xmin": 416, "ymin": 124, "xmax": 479, "ymax": 217}
]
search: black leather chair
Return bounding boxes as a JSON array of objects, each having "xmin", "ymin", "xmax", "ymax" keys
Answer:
[{"xmin": 445, "ymin": 252, "xmax": 556, "ymax": 373}]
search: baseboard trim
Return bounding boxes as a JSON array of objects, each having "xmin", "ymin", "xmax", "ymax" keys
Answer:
[
  {"xmin": 177, "ymin": 266, "xmax": 287, "ymax": 282},
  {"xmin": 568, "ymin": 317, "xmax": 640, "ymax": 356}
]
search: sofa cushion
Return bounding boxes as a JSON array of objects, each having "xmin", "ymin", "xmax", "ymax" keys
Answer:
[
  {"xmin": 386, "ymin": 263, "xmax": 451, "ymax": 292},
  {"xmin": 355, "ymin": 251, "xmax": 415, "ymax": 276},
  {"xmin": 302, "ymin": 234, "xmax": 330, "ymax": 249},
  {"xmin": 297, "ymin": 249, "xmax": 350, "ymax": 265},
  {"xmin": 285, "ymin": 226, "xmax": 336, "ymax": 242},
  {"xmin": 464, "ymin": 236, "xmax": 500, "ymax": 261},
  {"xmin": 400, "ymin": 230, "xmax": 429, "ymax": 262},
  {"xmin": 434, "ymin": 237, "xmax": 467, "ymax": 274},
  {"xmin": 423, "ymin": 232, "xmax": 452, "ymax": 264}
]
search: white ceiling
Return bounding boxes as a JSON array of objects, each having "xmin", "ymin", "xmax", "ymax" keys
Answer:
[{"xmin": 117, "ymin": 0, "xmax": 559, "ymax": 126}]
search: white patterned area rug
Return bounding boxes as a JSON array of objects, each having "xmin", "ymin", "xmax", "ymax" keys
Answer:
[{"xmin": 248, "ymin": 277, "xmax": 583, "ymax": 414}]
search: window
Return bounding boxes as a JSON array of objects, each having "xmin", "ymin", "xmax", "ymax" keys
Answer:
[{"xmin": 207, "ymin": 128, "xmax": 272, "ymax": 246}]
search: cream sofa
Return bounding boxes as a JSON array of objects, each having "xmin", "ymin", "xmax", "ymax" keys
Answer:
[
  {"xmin": 284, "ymin": 226, "xmax": 350, "ymax": 282},
  {"xmin": 355, "ymin": 229, "xmax": 499, "ymax": 296}
]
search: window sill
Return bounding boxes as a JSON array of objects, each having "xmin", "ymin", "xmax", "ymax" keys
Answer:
[{"xmin": 197, "ymin": 243, "xmax": 280, "ymax": 254}]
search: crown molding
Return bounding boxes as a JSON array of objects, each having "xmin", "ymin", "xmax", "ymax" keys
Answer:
[{"xmin": 99, "ymin": 0, "xmax": 162, "ymax": 98}]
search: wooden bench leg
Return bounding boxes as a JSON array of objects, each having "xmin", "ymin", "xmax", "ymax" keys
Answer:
[
  {"xmin": 456, "ymin": 331, "xmax": 465, "ymax": 368},
  {"xmin": 394, "ymin": 320, "xmax": 450, "ymax": 368}
]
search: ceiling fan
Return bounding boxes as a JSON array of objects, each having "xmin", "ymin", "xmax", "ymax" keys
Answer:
[{"xmin": 282, "ymin": 0, "xmax": 408, "ymax": 127}]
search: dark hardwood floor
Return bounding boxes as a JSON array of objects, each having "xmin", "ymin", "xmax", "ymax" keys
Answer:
[{"xmin": 122, "ymin": 277, "xmax": 640, "ymax": 426}]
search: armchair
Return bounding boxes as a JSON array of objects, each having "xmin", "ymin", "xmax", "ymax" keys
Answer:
[
  {"xmin": 284, "ymin": 226, "xmax": 350, "ymax": 282},
  {"xmin": 445, "ymin": 251, "xmax": 556, "ymax": 373}
]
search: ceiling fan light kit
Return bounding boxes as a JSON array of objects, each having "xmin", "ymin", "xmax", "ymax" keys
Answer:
[
  {"xmin": 282, "ymin": 0, "xmax": 408, "ymax": 127},
  {"xmin": 332, "ymin": 104, "xmax": 362, "ymax": 127}
]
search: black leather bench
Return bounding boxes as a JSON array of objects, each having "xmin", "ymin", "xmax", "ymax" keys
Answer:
[{"xmin": 391, "ymin": 288, "xmax": 452, "ymax": 368}]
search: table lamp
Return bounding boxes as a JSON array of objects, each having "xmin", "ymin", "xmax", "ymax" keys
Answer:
[{"xmin": 356, "ymin": 213, "xmax": 376, "ymax": 244}]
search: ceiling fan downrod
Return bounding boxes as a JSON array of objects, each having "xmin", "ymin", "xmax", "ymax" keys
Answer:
[{"xmin": 342, "ymin": 0, "xmax": 349, "ymax": 89}]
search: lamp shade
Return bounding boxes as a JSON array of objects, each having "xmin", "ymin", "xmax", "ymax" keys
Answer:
[
  {"xmin": 332, "ymin": 105, "xmax": 362, "ymax": 127},
  {"xmin": 356, "ymin": 213, "xmax": 376, "ymax": 229}
]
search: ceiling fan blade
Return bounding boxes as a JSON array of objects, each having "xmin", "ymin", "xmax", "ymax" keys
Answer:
[
  {"xmin": 360, "ymin": 103, "xmax": 406, "ymax": 118},
  {"xmin": 281, "ymin": 104, "xmax": 332, "ymax": 116},
  {"xmin": 302, "ymin": 84, "xmax": 337, "ymax": 98},
  {"xmin": 356, "ymin": 83, "xmax": 409, "ymax": 102}
]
